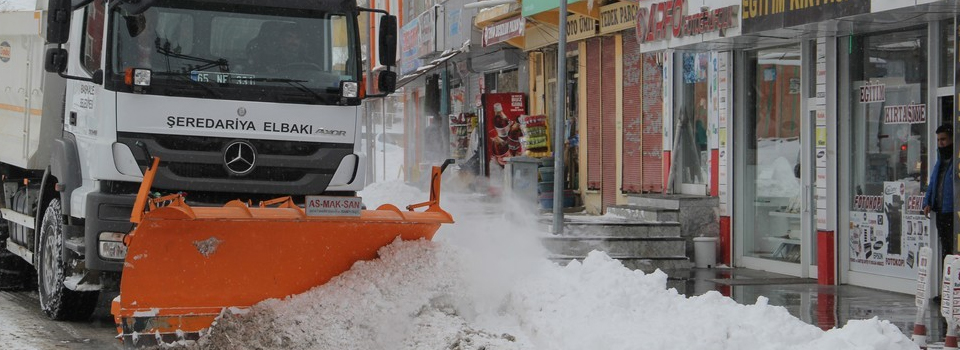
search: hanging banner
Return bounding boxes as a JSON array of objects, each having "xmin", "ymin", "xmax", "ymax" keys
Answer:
[
  {"xmin": 483, "ymin": 17, "xmax": 525, "ymax": 47},
  {"xmin": 741, "ymin": 0, "xmax": 870, "ymax": 34},
  {"xmin": 400, "ymin": 18, "xmax": 421, "ymax": 75}
]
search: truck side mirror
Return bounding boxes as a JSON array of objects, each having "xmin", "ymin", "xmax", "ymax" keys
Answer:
[
  {"xmin": 378, "ymin": 70, "xmax": 396, "ymax": 94},
  {"xmin": 44, "ymin": 48, "xmax": 68, "ymax": 73},
  {"xmin": 46, "ymin": 0, "xmax": 72, "ymax": 44},
  {"xmin": 378, "ymin": 15, "xmax": 397, "ymax": 67}
]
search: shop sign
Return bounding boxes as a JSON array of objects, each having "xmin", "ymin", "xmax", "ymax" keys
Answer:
[
  {"xmin": 400, "ymin": 18, "xmax": 422, "ymax": 75},
  {"xmin": 883, "ymin": 104, "xmax": 926, "ymax": 125},
  {"xmin": 417, "ymin": 9, "xmax": 436, "ymax": 59},
  {"xmin": 636, "ymin": 0, "xmax": 739, "ymax": 44},
  {"xmin": 742, "ymin": 0, "xmax": 870, "ymax": 34},
  {"xmin": 449, "ymin": 9, "xmax": 461, "ymax": 37},
  {"xmin": 567, "ymin": 14, "xmax": 598, "ymax": 42},
  {"xmin": 483, "ymin": 17, "xmax": 525, "ymax": 47},
  {"xmin": 859, "ymin": 82, "xmax": 885, "ymax": 103},
  {"xmin": 599, "ymin": 2, "xmax": 638, "ymax": 35}
]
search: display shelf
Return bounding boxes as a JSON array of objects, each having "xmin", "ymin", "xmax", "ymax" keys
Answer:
[
  {"xmin": 763, "ymin": 236, "xmax": 800, "ymax": 245},
  {"xmin": 768, "ymin": 211, "xmax": 801, "ymax": 219}
]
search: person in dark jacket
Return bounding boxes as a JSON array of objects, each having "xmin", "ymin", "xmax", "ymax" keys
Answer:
[{"xmin": 924, "ymin": 124, "xmax": 955, "ymax": 262}]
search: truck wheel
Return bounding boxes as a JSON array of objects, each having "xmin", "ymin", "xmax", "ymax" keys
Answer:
[{"xmin": 37, "ymin": 198, "xmax": 98, "ymax": 321}]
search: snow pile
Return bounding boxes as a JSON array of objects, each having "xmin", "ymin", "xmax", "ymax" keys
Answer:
[
  {"xmin": 195, "ymin": 240, "xmax": 523, "ymax": 350},
  {"xmin": 190, "ymin": 243, "xmax": 916, "ymax": 350},
  {"xmin": 176, "ymin": 180, "xmax": 916, "ymax": 350}
]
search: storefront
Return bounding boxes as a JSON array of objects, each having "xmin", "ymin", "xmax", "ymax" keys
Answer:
[
  {"xmin": 838, "ymin": 18, "xmax": 955, "ymax": 293},
  {"xmin": 517, "ymin": 0, "xmax": 600, "ymax": 210},
  {"xmin": 721, "ymin": 0, "xmax": 958, "ymax": 293}
]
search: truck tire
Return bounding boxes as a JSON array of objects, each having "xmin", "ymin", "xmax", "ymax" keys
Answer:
[{"xmin": 37, "ymin": 198, "xmax": 98, "ymax": 321}]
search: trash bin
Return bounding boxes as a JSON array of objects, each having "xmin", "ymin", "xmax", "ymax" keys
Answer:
[
  {"xmin": 693, "ymin": 236, "xmax": 718, "ymax": 268},
  {"xmin": 504, "ymin": 156, "xmax": 541, "ymax": 206}
]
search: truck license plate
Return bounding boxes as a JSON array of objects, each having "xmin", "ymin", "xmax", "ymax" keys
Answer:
[{"xmin": 305, "ymin": 196, "xmax": 362, "ymax": 217}]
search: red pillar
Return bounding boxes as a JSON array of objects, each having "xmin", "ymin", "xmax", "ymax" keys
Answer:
[
  {"xmin": 817, "ymin": 230, "xmax": 835, "ymax": 285},
  {"xmin": 719, "ymin": 216, "xmax": 731, "ymax": 265}
]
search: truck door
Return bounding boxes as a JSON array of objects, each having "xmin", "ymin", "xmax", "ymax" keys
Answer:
[{"xmin": 62, "ymin": 0, "xmax": 106, "ymax": 212}]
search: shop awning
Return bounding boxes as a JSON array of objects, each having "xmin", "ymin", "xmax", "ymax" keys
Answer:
[
  {"xmin": 522, "ymin": 0, "xmax": 600, "ymax": 26},
  {"xmin": 396, "ymin": 47, "xmax": 464, "ymax": 89},
  {"xmin": 474, "ymin": 3, "xmax": 522, "ymax": 28}
]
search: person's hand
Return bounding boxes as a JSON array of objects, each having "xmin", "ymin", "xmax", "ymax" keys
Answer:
[{"xmin": 924, "ymin": 205, "xmax": 931, "ymax": 218}]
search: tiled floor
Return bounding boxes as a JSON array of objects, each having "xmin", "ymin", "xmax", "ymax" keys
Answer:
[{"xmin": 668, "ymin": 268, "xmax": 943, "ymax": 341}]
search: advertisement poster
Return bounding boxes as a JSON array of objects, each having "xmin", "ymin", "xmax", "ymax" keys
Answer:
[
  {"xmin": 850, "ymin": 182, "xmax": 930, "ymax": 278},
  {"xmin": 483, "ymin": 93, "xmax": 526, "ymax": 173}
]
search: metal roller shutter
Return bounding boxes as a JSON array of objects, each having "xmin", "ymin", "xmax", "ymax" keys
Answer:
[
  {"xmin": 601, "ymin": 36, "xmax": 617, "ymax": 209},
  {"xmin": 621, "ymin": 33, "xmax": 642, "ymax": 194},
  {"xmin": 586, "ymin": 38, "xmax": 602, "ymax": 190},
  {"xmin": 641, "ymin": 52, "xmax": 663, "ymax": 193}
]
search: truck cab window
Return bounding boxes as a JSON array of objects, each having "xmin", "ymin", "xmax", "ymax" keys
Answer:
[
  {"xmin": 81, "ymin": 0, "xmax": 105, "ymax": 73},
  {"xmin": 108, "ymin": 0, "xmax": 360, "ymax": 105}
]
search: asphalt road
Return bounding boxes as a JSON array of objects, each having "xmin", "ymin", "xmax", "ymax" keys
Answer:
[{"xmin": 0, "ymin": 289, "xmax": 122, "ymax": 349}]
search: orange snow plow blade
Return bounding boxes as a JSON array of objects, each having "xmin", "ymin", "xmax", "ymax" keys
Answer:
[{"xmin": 112, "ymin": 158, "xmax": 454, "ymax": 345}]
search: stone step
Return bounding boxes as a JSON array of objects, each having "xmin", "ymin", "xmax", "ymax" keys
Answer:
[
  {"xmin": 541, "ymin": 236, "xmax": 686, "ymax": 258},
  {"xmin": 549, "ymin": 255, "xmax": 694, "ymax": 274},
  {"xmin": 607, "ymin": 205, "xmax": 680, "ymax": 222},
  {"xmin": 540, "ymin": 218, "xmax": 682, "ymax": 238},
  {"xmin": 626, "ymin": 196, "xmax": 681, "ymax": 210}
]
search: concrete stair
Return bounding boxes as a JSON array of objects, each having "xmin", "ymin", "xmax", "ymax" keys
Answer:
[
  {"xmin": 541, "ymin": 216, "xmax": 693, "ymax": 274},
  {"xmin": 607, "ymin": 205, "xmax": 680, "ymax": 223}
]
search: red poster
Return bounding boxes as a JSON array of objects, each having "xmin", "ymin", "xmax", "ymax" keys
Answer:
[{"xmin": 483, "ymin": 93, "xmax": 526, "ymax": 171}]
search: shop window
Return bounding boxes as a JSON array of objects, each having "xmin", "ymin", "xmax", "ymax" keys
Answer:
[
  {"xmin": 845, "ymin": 28, "xmax": 928, "ymax": 278},
  {"xmin": 940, "ymin": 19, "xmax": 955, "ymax": 88}
]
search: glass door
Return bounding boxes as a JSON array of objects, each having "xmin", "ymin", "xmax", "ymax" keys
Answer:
[
  {"xmin": 674, "ymin": 52, "xmax": 710, "ymax": 195},
  {"xmin": 739, "ymin": 45, "xmax": 805, "ymax": 275}
]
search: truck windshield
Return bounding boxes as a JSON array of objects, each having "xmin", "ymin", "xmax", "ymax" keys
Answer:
[{"xmin": 109, "ymin": 1, "xmax": 359, "ymax": 104}]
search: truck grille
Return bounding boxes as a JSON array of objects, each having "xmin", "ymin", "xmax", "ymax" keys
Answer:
[
  {"xmin": 166, "ymin": 163, "xmax": 308, "ymax": 182},
  {"xmin": 117, "ymin": 133, "xmax": 355, "ymax": 195}
]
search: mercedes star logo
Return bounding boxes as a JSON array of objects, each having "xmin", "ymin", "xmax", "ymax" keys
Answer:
[{"xmin": 223, "ymin": 141, "xmax": 256, "ymax": 176}]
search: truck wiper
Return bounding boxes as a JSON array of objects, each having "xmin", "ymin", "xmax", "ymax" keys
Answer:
[
  {"xmin": 156, "ymin": 40, "xmax": 229, "ymax": 72},
  {"xmin": 253, "ymin": 77, "xmax": 329, "ymax": 102}
]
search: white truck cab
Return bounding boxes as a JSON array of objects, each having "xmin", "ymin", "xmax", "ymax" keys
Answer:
[{"xmin": 0, "ymin": 0, "xmax": 398, "ymax": 321}]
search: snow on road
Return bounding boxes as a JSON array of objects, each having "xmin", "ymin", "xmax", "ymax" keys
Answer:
[{"xmin": 172, "ymin": 180, "xmax": 917, "ymax": 350}]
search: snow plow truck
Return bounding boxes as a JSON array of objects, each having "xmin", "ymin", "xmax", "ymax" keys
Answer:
[{"xmin": 0, "ymin": 0, "xmax": 453, "ymax": 346}]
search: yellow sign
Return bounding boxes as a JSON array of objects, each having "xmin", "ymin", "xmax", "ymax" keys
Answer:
[
  {"xmin": 599, "ymin": 2, "xmax": 637, "ymax": 35},
  {"xmin": 566, "ymin": 14, "xmax": 598, "ymax": 42},
  {"xmin": 718, "ymin": 128, "xmax": 727, "ymax": 147},
  {"xmin": 816, "ymin": 127, "xmax": 827, "ymax": 147}
]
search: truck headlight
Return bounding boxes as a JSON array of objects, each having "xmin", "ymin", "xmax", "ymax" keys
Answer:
[
  {"xmin": 124, "ymin": 68, "xmax": 151, "ymax": 87},
  {"xmin": 99, "ymin": 232, "xmax": 127, "ymax": 260},
  {"xmin": 340, "ymin": 81, "xmax": 358, "ymax": 98}
]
